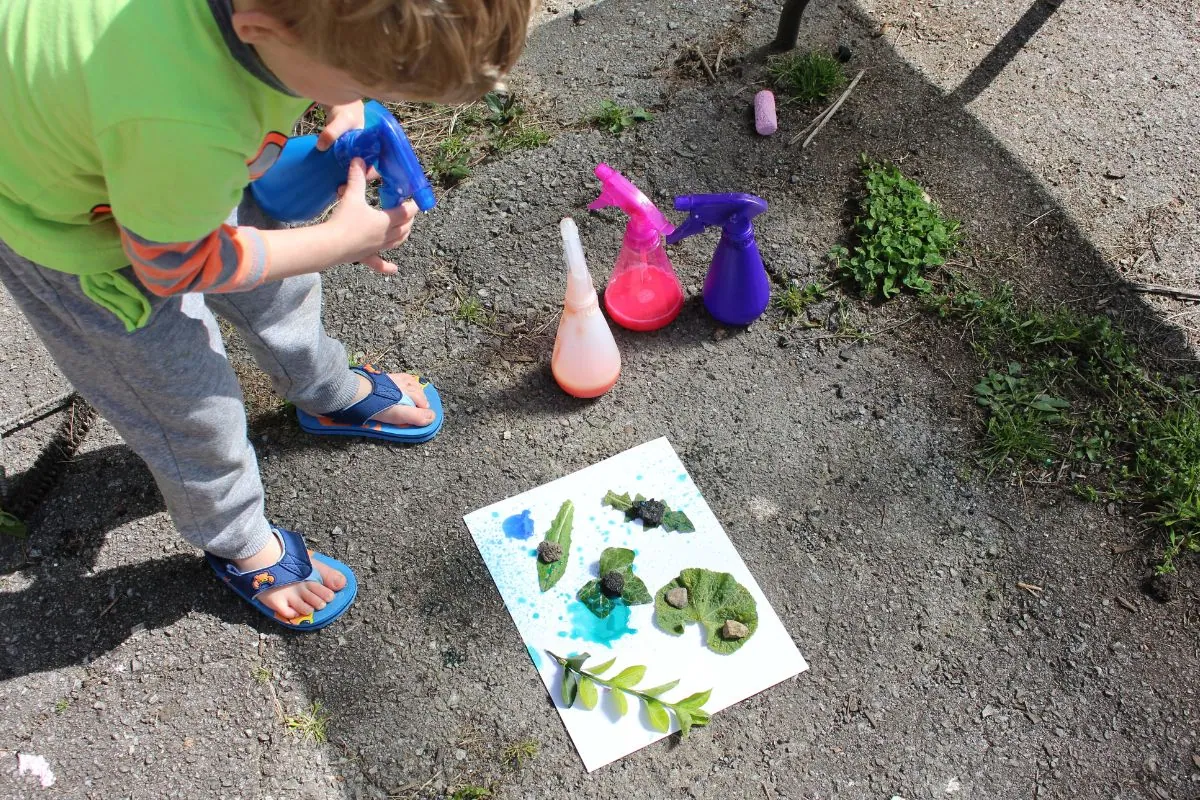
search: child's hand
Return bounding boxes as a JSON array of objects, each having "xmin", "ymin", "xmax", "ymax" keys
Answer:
[
  {"xmin": 327, "ymin": 158, "xmax": 417, "ymax": 276},
  {"xmin": 316, "ymin": 101, "xmax": 366, "ymax": 151}
]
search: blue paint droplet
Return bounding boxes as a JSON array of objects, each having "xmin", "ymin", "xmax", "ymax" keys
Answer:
[
  {"xmin": 492, "ymin": 511, "xmax": 500, "ymax": 518},
  {"xmin": 503, "ymin": 509, "xmax": 534, "ymax": 540},
  {"xmin": 678, "ymin": 473, "xmax": 687, "ymax": 482},
  {"xmin": 532, "ymin": 612, "xmax": 540, "ymax": 619},
  {"xmin": 566, "ymin": 600, "xmax": 636, "ymax": 646},
  {"xmin": 557, "ymin": 631, "xmax": 567, "ymax": 638},
  {"xmin": 636, "ymin": 474, "xmax": 643, "ymax": 480},
  {"xmin": 526, "ymin": 644, "xmax": 544, "ymax": 669},
  {"xmin": 528, "ymin": 548, "xmax": 538, "ymax": 557}
]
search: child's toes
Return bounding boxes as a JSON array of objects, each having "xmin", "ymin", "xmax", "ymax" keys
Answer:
[
  {"xmin": 314, "ymin": 559, "xmax": 348, "ymax": 591},
  {"xmin": 299, "ymin": 587, "xmax": 328, "ymax": 611},
  {"xmin": 374, "ymin": 404, "xmax": 436, "ymax": 428},
  {"xmin": 389, "ymin": 373, "xmax": 429, "ymax": 408}
]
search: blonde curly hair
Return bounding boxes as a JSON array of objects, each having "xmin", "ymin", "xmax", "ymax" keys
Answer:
[{"xmin": 256, "ymin": 0, "xmax": 533, "ymax": 104}]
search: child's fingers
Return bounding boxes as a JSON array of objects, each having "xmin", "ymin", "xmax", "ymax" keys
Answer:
[
  {"xmin": 383, "ymin": 199, "xmax": 418, "ymax": 226},
  {"xmin": 343, "ymin": 158, "xmax": 369, "ymax": 196},
  {"xmin": 362, "ymin": 254, "xmax": 398, "ymax": 275}
]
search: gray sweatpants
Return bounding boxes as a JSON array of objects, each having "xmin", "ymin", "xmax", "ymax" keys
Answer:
[{"xmin": 0, "ymin": 193, "xmax": 360, "ymax": 559}]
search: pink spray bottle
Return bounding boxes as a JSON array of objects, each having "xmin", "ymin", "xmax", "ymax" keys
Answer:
[
  {"xmin": 588, "ymin": 165, "xmax": 683, "ymax": 332},
  {"xmin": 551, "ymin": 218, "xmax": 622, "ymax": 398}
]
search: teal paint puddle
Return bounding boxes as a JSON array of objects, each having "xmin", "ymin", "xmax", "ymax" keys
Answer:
[
  {"xmin": 526, "ymin": 644, "xmax": 544, "ymax": 670},
  {"xmin": 503, "ymin": 509, "xmax": 534, "ymax": 540},
  {"xmin": 565, "ymin": 599, "xmax": 636, "ymax": 646}
]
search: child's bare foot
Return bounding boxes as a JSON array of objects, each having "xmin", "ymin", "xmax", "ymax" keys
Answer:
[
  {"xmin": 350, "ymin": 371, "xmax": 435, "ymax": 427},
  {"xmin": 233, "ymin": 533, "xmax": 347, "ymax": 620}
]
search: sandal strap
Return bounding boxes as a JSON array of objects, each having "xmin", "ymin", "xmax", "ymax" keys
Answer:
[
  {"xmin": 214, "ymin": 527, "xmax": 319, "ymax": 598},
  {"xmin": 323, "ymin": 364, "xmax": 413, "ymax": 425}
]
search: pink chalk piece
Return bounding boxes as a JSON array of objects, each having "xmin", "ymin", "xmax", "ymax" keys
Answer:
[{"xmin": 754, "ymin": 90, "xmax": 778, "ymax": 136}]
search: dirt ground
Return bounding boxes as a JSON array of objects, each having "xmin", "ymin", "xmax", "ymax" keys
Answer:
[{"xmin": 2, "ymin": 0, "xmax": 1198, "ymax": 798}]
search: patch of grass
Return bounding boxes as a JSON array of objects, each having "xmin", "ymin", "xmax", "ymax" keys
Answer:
[
  {"xmin": 448, "ymin": 787, "xmax": 491, "ymax": 800},
  {"xmin": 502, "ymin": 738, "xmax": 539, "ymax": 769},
  {"xmin": 928, "ymin": 277, "xmax": 1199, "ymax": 573},
  {"xmin": 252, "ymin": 666, "xmax": 273, "ymax": 684},
  {"xmin": 430, "ymin": 134, "xmax": 474, "ymax": 186},
  {"xmin": 767, "ymin": 51, "xmax": 846, "ymax": 104},
  {"xmin": 53, "ymin": 698, "xmax": 70, "ymax": 714},
  {"xmin": 491, "ymin": 125, "xmax": 552, "ymax": 154},
  {"xmin": 454, "ymin": 296, "xmax": 493, "ymax": 326},
  {"xmin": 590, "ymin": 100, "xmax": 653, "ymax": 135},
  {"xmin": 831, "ymin": 158, "xmax": 961, "ymax": 299},
  {"xmin": 774, "ymin": 282, "xmax": 827, "ymax": 324},
  {"xmin": 285, "ymin": 701, "xmax": 331, "ymax": 743}
]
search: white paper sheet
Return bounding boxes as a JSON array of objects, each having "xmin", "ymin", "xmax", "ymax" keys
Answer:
[{"xmin": 463, "ymin": 438, "xmax": 808, "ymax": 771}]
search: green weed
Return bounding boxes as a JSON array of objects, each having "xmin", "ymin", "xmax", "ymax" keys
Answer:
[
  {"xmin": 767, "ymin": 51, "xmax": 846, "ymax": 104},
  {"xmin": 930, "ymin": 276, "xmax": 1199, "ymax": 573},
  {"xmin": 774, "ymin": 282, "xmax": 826, "ymax": 323},
  {"xmin": 431, "ymin": 135, "xmax": 474, "ymax": 186},
  {"xmin": 285, "ymin": 701, "xmax": 331, "ymax": 743},
  {"xmin": 502, "ymin": 738, "xmax": 539, "ymax": 769},
  {"xmin": 252, "ymin": 666, "xmax": 273, "ymax": 684},
  {"xmin": 54, "ymin": 698, "xmax": 70, "ymax": 714},
  {"xmin": 0, "ymin": 509, "xmax": 26, "ymax": 538},
  {"xmin": 454, "ymin": 296, "xmax": 493, "ymax": 326},
  {"xmin": 590, "ymin": 100, "xmax": 653, "ymax": 135},
  {"xmin": 831, "ymin": 158, "xmax": 960, "ymax": 298},
  {"xmin": 449, "ymin": 787, "xmax": 491, "ymax": 800}
]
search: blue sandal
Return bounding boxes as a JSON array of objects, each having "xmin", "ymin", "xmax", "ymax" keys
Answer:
[
  {"xmin": 206, "ymin": 527, "xmax": 357, "ymax": 631},
  {"xmin": 296, "ymin": 364, "xmax": 444, "ymax": 444}
]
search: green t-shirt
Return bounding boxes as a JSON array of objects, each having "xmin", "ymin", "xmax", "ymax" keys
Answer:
[{"xmin": 0, "ymin": 0, "xmax": 310, "ymax": 275}]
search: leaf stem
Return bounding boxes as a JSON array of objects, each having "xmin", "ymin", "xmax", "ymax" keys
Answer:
[{"xmin": 547, "ymin": 651, "xmax": 694, "ymax": 714}]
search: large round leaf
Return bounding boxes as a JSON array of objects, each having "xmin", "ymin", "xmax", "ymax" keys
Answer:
[{"xmin": 654, "ymin": 568, "xmax": 758, "ymax": 654}]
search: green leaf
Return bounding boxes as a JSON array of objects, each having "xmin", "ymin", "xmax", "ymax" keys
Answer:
[
  {"xmin": 632, "ymin": 109, "xmax": 653, "ymax": 122},
  {"xmin": 661, "ymin": 510, "xmax": 695, "ymax": 533},
  {"xmin": 641, "ymin": 680, "xmax": 680, "ymax": 698},
  {"xmin": 644, "ymin": 699, "xmax": 671, "ymax": 733},
  {"xmin": 577, "ymin": 580, "xmax": 616, "ymax": 618},
  {"xmin": 577, "ymin": 676, "xmax": 599, "ymax": 710},
  {"xmin": 611, "ymin": 688, "xmax": 629, "ymax": 717},
  {"xmin": 676, "ymin": 689, "xmax": 712, "ymax": 710},
  {"xmin": 0, "ymin": 510, "xmax": 27, "ymax": 539},
  {"xmin": 654, "ymin": 568, "xmax": 759, "ymax": 654},
  {"xmin": 565, "ymin": 652, "xmax": 590, "ymax": 672},
  {"xmin": 620, "ymin": 575, "xmax": 652, "ymax": 605},
  {"xmin": 589, "ymin": 657, "xmax": 616, "ymax": 676},
  {"xmin": 675, "ymin": 708, "xmax": 693, "ymax": 738},
  {"xmin": 609, "ymin": 665, "xmax": 646, "ymax": 689},
  {"xmin": 690, "ymin": 708, "xmax": 712, "ymax": 728},
  {"xmin": 562, "ymin": 671, "xmax": 579, "ymax": 707},
  {"xmin": 599, "ymin": 547, "xmax": 635, "ymax": 574},
  {"xmin": 537, "ymin": 500, "xmax": 574, "ymax": 592},
  {"xmin": 602, "ymin": 490, "xmax": 634, "ymax": 512}
]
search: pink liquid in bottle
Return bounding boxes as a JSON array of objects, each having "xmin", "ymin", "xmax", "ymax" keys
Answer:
[{"xmin": 552, "ymin": 218, "xmax": 621, "ymax": 398}]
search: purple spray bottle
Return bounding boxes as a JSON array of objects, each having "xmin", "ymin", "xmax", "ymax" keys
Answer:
[{"xmin": 666, "ymin": 193, "xmax": 770, "ymax": 326}]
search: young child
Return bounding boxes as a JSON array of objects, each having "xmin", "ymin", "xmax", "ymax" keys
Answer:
[{"xmin": 0, "ymin": 0, "xmax": 531, "ymax": 629}]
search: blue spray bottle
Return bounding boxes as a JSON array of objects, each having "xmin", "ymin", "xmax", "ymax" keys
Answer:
[
  {"xmin": 666, "ymin": 193, "xmax": 770, "ymax": 326},
  {"xmin": 251, "ymin": 100, "xmax": 437, "ymax": 223}
]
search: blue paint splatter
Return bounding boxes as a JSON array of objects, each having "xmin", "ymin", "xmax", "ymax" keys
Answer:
[
  {"xmin": 492, "ymin": 511, "xmax": 500, "ymax": 518},
  {"xmin": 636, "ymin": 474, "xmax": 643, "ymax": 480},
  {"xmin": 528, "ymin": 548, "xmax": 538, "ymax": 557},
  {"xmin": 503, "ymin": 509, "xmax": 534, "ymax": 540},
  {"xmin": 526, "ymin": 644, "xmax": 544, "ymax": 669},
  {"xmin": 678, "ymin": 473, "xmax": 688, "ymax": 482},
  {"xmin": 566, "ymin": 600, "xmax": 636, "ymax": 646},
  {"xmin": 532, "ymin": 612, "xmax": 540, "ymax": 619}
]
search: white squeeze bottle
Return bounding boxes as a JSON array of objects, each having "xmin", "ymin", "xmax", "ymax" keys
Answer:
[{"xmin": 551, "ymin": 218, "xmax": 621, "ymax": 398}]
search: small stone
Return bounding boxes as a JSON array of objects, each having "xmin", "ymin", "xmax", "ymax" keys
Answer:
[
  {"xmin": 720, "ymin": 619, "xmax": 750, "ymax": 640},
  {"xmin": 502, "ymin": 430, "xmax": 512, "ymax": 440},
  {"xmin": 637, "ymin": 499, "xmax": 666, "ymax": 528},
  {"xmin": 537, "ymin": 541, "xmax": 563, "ymax": 563},
  {"xmin": 836, "ymin": 44, "xmax": 853, "ymax": 62},
  {"xmin": 666, "ymin": 587, "xmax": 689, "ymax": 609},
  {"xmin": 777, "ymin": 335, "xmax": 790, "ymax": 348},
  {"xmin": 572, "ymin": 7, "xmax": 583, "ymax": 24},
  {"xmin": 601, "ymin": 571, "xmax": 626, "ymax": 597},
  {"xmin": 454, "ymin": 748, "xmax": 468, "ymax": 761}
]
